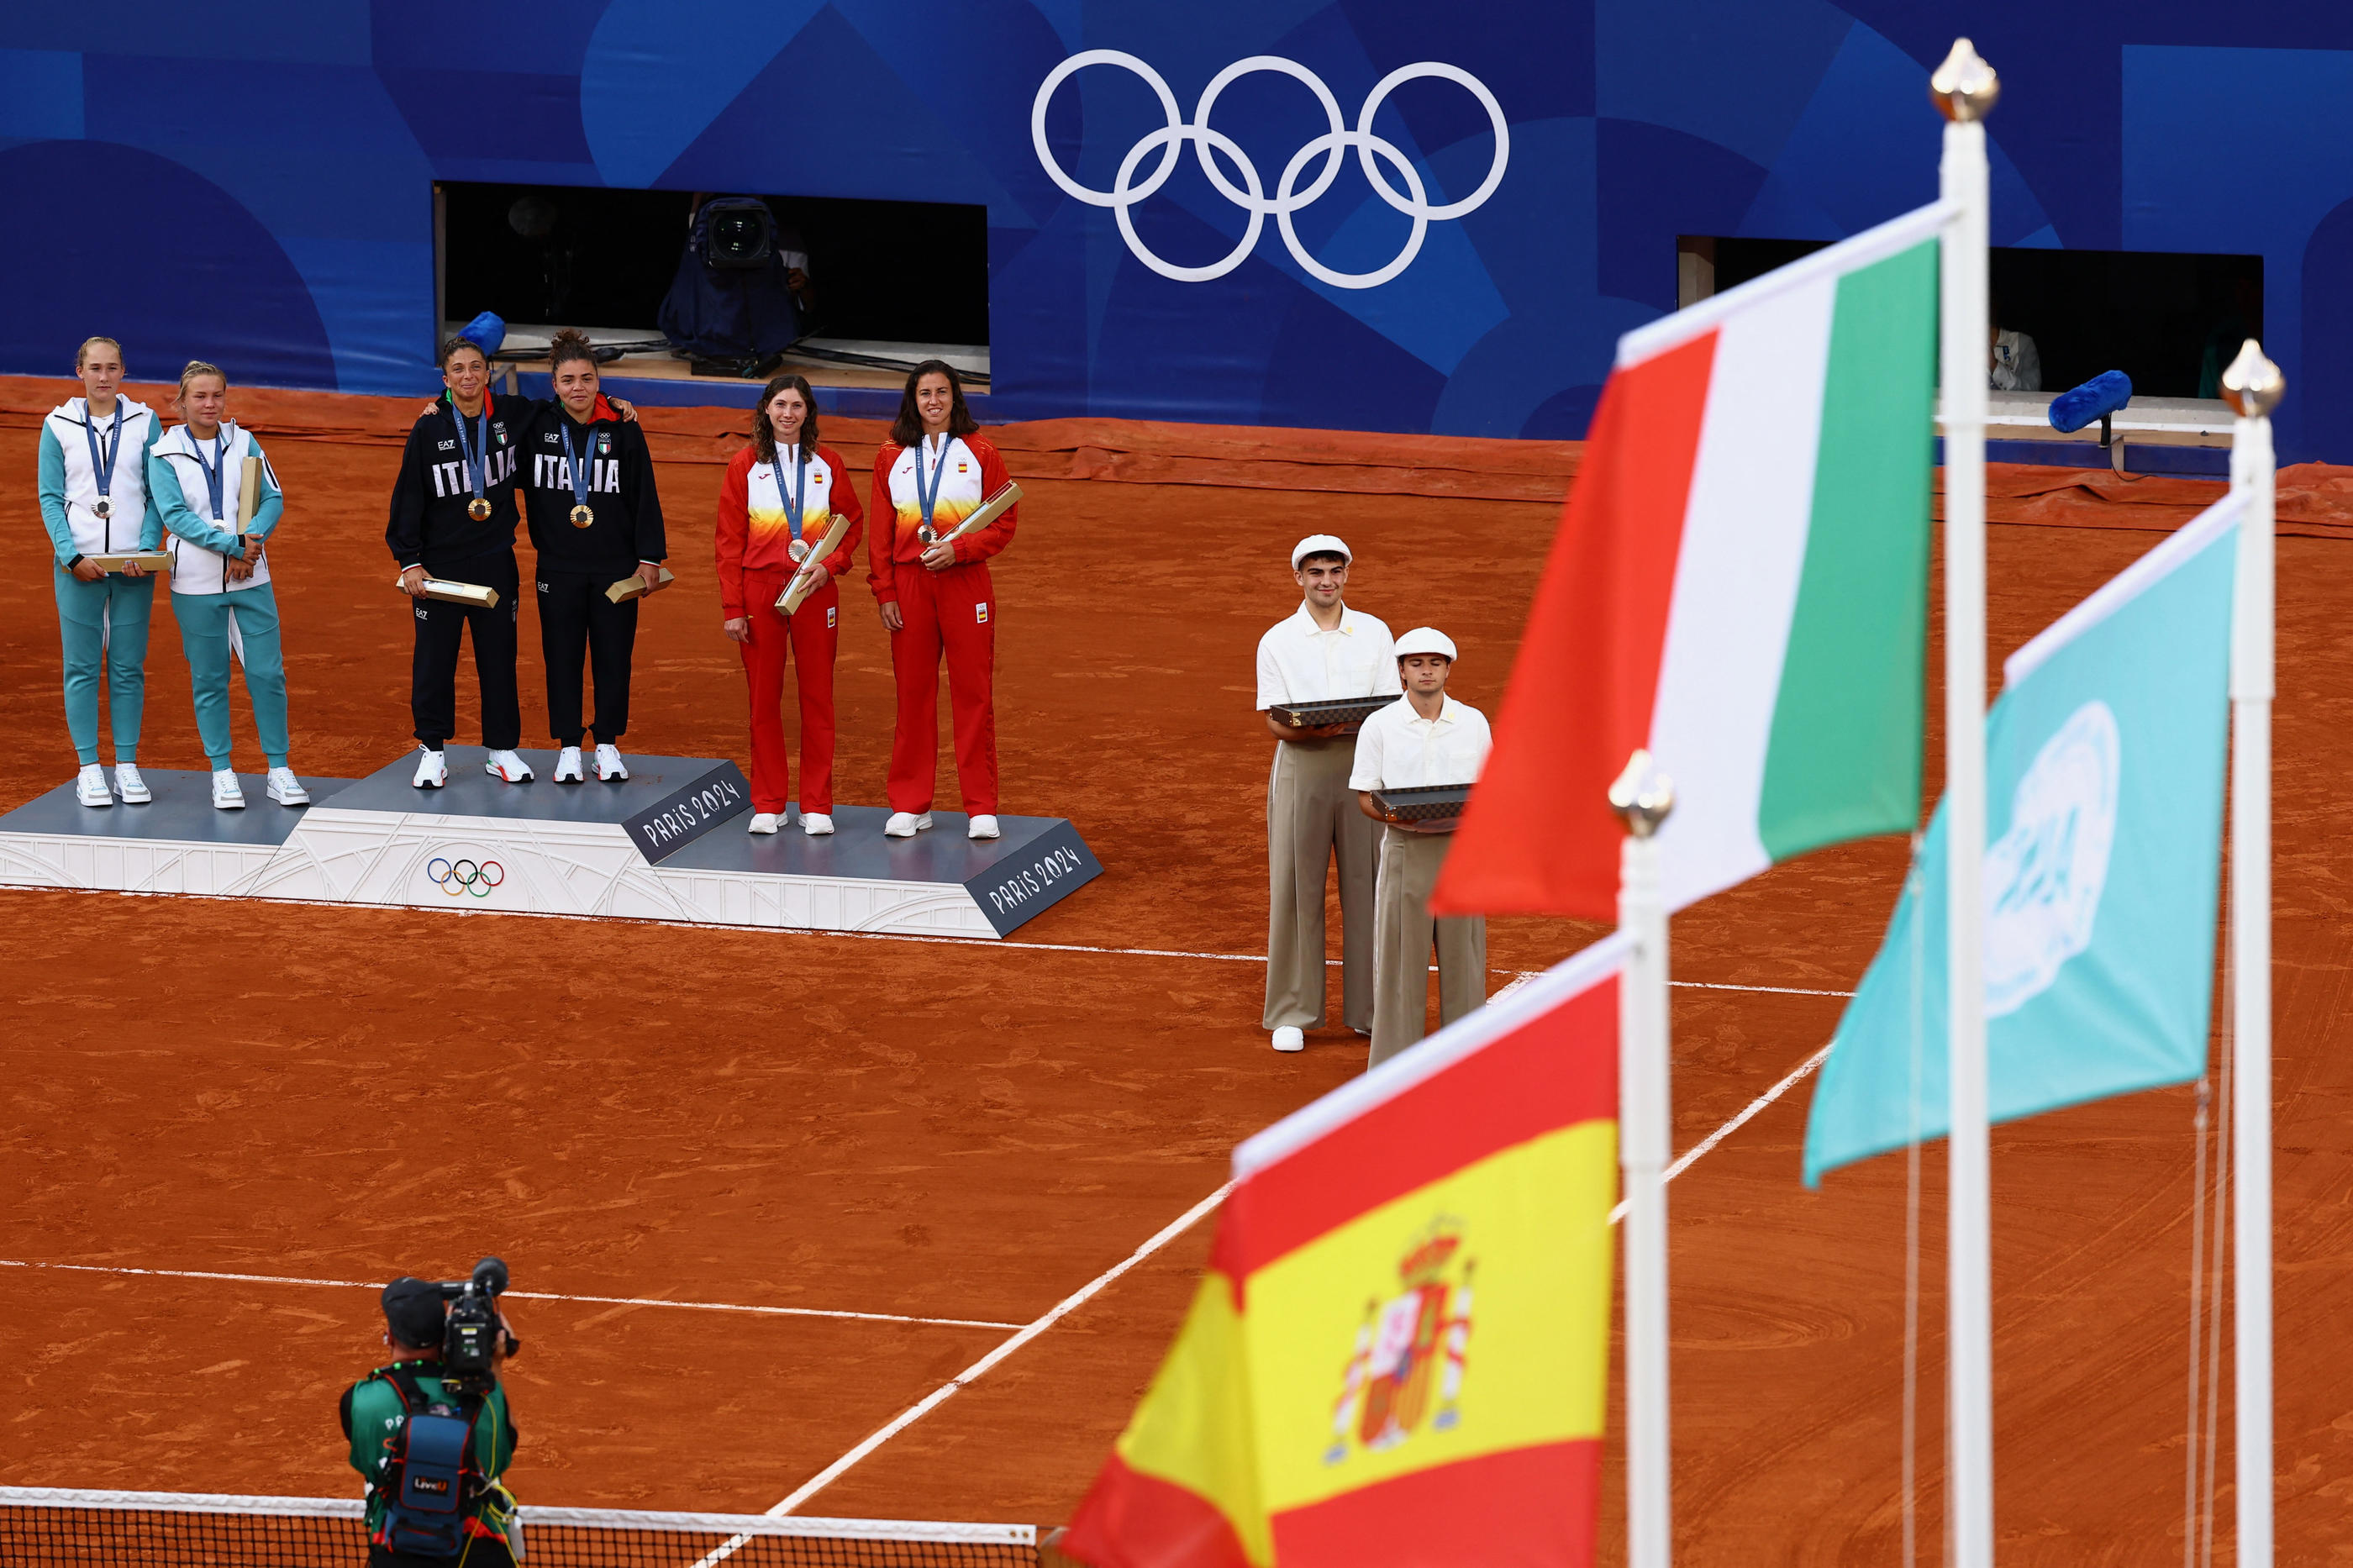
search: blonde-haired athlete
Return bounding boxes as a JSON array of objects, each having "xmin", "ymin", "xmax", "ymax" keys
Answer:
[
  {"xmin": 36, "ymin": 336, "xmax": 163, "ymax": 808},
  {"xmin": 147, "ymin": 361, "xmax": 307, "ymax": 809}
]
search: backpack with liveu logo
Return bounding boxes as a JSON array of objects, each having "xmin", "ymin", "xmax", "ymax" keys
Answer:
[{"xmin": 371, "ymin": 1366, "xmax": 484, "ymax": 1558}]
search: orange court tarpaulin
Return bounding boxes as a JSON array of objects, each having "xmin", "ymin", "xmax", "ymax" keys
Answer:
[{"xmin": 1061, "ymin": 935, "xmax": 1626, "ymax": 1568}]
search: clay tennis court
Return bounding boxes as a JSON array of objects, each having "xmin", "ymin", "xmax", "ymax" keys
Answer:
[{"xmin": 5, "ymin": 379, "xmax": 2352, "ymax": 1561}]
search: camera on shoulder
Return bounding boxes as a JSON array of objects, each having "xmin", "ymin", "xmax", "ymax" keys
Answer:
[{"xmin": 435, "ymin": 1256, "xmax": 516, "ymax": 1395}]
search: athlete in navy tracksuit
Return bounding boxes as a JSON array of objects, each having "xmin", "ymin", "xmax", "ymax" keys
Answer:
[{"xmin": 387, "ymin": 338, "xmax": 532, "ymax": 787}]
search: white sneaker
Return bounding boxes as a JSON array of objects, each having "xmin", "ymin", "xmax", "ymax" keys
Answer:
[
  {"xmin": 1272, "ymin": 1026, "xmax": 1305, "ymax": 1053},
  {"xmin": 594, "ymin": 744, "xmax": 629, "ymax": 781},
  {"xmin": 553, "ymin": 746, "xmax": 584, "ymax": 783},
  {"xmin": 211, "ymin": 769, "xmax": 246, "ymax": 810},
  {"xmin": 967, "ymin": 813, "xmax": 1000, "ymax": 840},
  {"xmin": 748, "ymin": 812, "xmax": 781, "ymax": 834},
  {"xmin": 485, "ymin": 750, "xmax": 534, "ymax": 782},
  {"xmin": 76, "ymin": 764, "xmax": 112, "ymax": 808},
  {"xmin": 884, "ymin": 811, "xmax": 934, "ymax": 838},
  {"xmin": 266, "ymin": 767, "xmax": 309, "ymax": 806},
  {"xmin": 113, "ymin": 763, "xmax": 150, "ymax": 803},
  {"xmin": 802, "ymin": 812, "xmax": 834, "ymax": 836},
  {"xmin": 413, "ymin": 748, "xmax": 447, "ymax": 789}
]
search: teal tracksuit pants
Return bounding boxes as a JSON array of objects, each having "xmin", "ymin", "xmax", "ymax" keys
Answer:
[
  {"xmin": 173, "ymin": 584, "xmax": 289, "ymax": 770},
  {"xmin": 54, "ymin": 567, "xmax": 155, "ymax": 766}
]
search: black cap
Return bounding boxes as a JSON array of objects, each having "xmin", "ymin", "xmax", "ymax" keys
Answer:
[{"xmin": 382, "ymin": 1276, "xmax": 445, "ymax": 1349}]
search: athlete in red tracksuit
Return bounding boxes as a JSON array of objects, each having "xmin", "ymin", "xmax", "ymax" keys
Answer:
[
  {"xmin": 867, "ymin": 360, "xmax": 1017, "ymax": 839},
  {"xmin": 717, "ymin": 374, "xmax": 863, "ymax": 835}
]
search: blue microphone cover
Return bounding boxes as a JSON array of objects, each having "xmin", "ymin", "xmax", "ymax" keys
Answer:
[{"xmin": 2048, "ymin": 370, "xmax": 2133, "ymax": 434}]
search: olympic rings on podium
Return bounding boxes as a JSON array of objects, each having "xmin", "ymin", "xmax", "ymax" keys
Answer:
[
  {"xmin": 1029, "ymin": 50, "xmax": 1509, "ymax": 289},
  {"xmin": 426, "ymin": 856, "xmax": 505, "ymax": 899}
]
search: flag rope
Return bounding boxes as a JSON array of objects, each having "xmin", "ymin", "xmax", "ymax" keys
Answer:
[
  {"xmin": 2182, "ymin": 1069, "xmax": 2211, "ymax": 1568},
  {"xmin": 1901, "ymin": 838, "xmax": 1925, "ymax": 1568}
]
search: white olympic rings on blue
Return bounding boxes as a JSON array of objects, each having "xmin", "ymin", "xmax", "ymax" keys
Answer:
[{"xmin": 1030, "ymin": 51, "xmax": 1509, "ymax": 290}]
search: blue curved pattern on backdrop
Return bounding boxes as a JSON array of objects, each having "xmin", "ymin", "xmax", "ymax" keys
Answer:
[{"xmin": 1, "ymin": 3, "xmax": 2350, "ymax": 457}]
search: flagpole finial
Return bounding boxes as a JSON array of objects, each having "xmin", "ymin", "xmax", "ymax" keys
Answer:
[
  {"xmin": 1930, "ymin": 39, "xmax": 2000, "ymax": 123},
  {"xmin": 1609, "ymin": 750, "xmax": 1675, "ymax": 839},
  {"xmin": 2220, "ymin": 339, "xmax": 2286, "ymax": 418}
]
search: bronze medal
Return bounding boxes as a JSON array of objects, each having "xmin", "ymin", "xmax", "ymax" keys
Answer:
[
  {"xmin": 570, "ymin": 503, "xmax": 595, "ymax": 529},
  {"xmin": 467, "ymin": 497, "xmax": 492, "ymax": 522},
  {"xmin": 787, "ymin": 539, "xmax": 810, "ymax": 563}
]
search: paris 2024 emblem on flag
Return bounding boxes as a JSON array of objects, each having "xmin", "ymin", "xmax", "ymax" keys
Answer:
[
  {"xmin": 1803, "ymin": 490, "xmax": 2243, "ymax": 1183},
  {"xmin": 1062, "ymin": 937, "xmax": 1626, "ymax": 1568}
]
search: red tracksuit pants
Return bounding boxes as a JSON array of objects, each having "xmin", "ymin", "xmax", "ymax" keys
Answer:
[
  {"xmin": 740, "ymin": 566, "xmax": 839, "ymax": 815},
  {"xmin": 887, "ymin": 560, "xmax": 996, "ymax": 816}
]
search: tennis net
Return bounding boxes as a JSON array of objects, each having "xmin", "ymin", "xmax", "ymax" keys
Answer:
[{"xmin": 0, "ymin": 1487, "xmax": 1041, "ymax": 1566}]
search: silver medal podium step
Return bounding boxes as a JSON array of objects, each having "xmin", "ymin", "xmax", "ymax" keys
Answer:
[{"xmin": 0, "ymin": 750, "xmax": 1099, "ymax": 938}]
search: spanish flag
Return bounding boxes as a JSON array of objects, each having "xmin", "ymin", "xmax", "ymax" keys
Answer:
[{"xmin": 1063, "ymin": 936, "xmax": 1625, "ymax": 1568}]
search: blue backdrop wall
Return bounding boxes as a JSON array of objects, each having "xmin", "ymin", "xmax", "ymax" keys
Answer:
[{"xmin": 3, "ymin": 3, "xmax": 2350, "ymax": 457}]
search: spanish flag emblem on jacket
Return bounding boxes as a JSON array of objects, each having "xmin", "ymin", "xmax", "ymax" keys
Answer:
[{"xmin": 1063, "ymin": 936, "xmax": 1625, "ymax": 1568}]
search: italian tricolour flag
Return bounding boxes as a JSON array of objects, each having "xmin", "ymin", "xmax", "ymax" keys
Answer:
[{"xmin": 1434, "ymin": 202, "xmax": 1945, "ymax": 922}]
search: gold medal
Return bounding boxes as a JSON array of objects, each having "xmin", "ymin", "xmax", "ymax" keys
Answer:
[
  {"xmin": 570, "ymin": 504, "xmax": 595, "ymax": 529},
  {"xmin": 467, "ymin": 497, "xmax": 492, "ymax": 522}
]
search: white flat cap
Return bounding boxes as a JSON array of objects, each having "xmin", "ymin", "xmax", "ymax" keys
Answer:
[
  {"xmin": 1292, "ymin": 534, "xmax": 1351, "ymax": 568},
  {"xmin": 1394, "ymin": 626, "xmax": 1458, "ymax": 660}
]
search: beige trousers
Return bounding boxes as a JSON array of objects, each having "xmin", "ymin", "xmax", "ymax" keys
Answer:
[
  {"xmin": 1264, "ymin": 739, "xmax": 1378, "ymax": 1031},
  {"xmin": 1368, "ymin": 826, "xmax": 1487, "ymax": 1069}
]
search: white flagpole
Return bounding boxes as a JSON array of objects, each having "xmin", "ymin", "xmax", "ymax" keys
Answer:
[
  {"xmin": 2221, "ymin": 339, "xmax": 2282, "ymax": 1568},
  {"xmin": 1612, "ymin": 751, "xmax": 1675, "ymax": 1568},
  {"xmin": 1931, "ymin": 39, "xmax": 1998, "ymax": 1568}
]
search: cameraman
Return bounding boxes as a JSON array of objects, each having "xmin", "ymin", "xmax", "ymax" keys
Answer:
[{"xmin": 340, "ymin": 1276, "xmax": 522, "ymax": 1566}]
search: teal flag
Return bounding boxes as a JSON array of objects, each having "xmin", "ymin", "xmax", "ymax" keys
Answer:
[{"xmin": 1803, "ymin": 492, "xmax": 2244, "ymax": 1184}]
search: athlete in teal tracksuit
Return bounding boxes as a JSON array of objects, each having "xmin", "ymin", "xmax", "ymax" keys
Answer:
[
  {"xmin": 36, "ymin": 336, "xmax": 164, "ymax": 807},
  {"xmin": 146, "ymin": 361, "xmax": 308, "ymax": 809}
]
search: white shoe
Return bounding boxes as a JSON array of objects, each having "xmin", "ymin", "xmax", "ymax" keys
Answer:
[
  {"xmin": 802, "ymin": 812, "xmax": 834, "ymax": 836},
  {"xmin": 967, "ymin": 814, "xmax": 1001, "ymax": 840},
  {"xmin": 265, "ymin": 767, "xmax": 309, "ymax": 806},
  {"xmin": 1272, "ymin": 1026, "xmax": 1305, "ymax": 1053},
  {"xmin": 76, "ymin": 764, "xmax": 112, "ymax": 808},
  {"xmin": 748, "ymin": 813, "xmax": 781, "ymax": 834},
  {"xmin": 211, "ymin": 769, "xmax": 246, "ymax": 810},
  {"xmin": 553, "ymin": 746, "xmax": 584, "ymax": 783},
  {"xmin": 594, "ymin": 744, "xmax": 629, "ymax": 781},
  {"xmin": 113, "ymin": 763, "xmax": 150, "ymax": 803},
  {"xmin": 884, "ymin": 811, "xmax": 934, "ymax": 838},
  {"xmin": 485, "ymin": 750, "xmax": 534, "ymax": 782},
  {"xmin": 413, "ymin": 748, "xmax": 447, "ymax": 789}
]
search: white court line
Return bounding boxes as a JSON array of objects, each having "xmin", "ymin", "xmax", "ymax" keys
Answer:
[
  {"xmin": 0, "ymin": 1260, "xmax": 1020, "ymax": 1331},
  {"xmin": 1607, "ymin": 1043, "xmax": 1834, "ymax": 1225},
  {"xmin": 55, "ymin": 888, "xmax": 1846, "ymax": 997},
  {"xmin": 766, "ymin": 1182, "xmax": 1234, "ymax": 1518}
]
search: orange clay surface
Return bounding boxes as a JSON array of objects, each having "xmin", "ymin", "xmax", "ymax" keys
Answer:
[{"xmin": 3, "ymin": 385, "xmax": 2352, "ymax": 1566}]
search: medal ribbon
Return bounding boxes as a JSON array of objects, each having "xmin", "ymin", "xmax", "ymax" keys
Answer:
[
  {"xmin": 913, "ymin": 434, "xmax": 951, "ymax": 534},
  {"xmin": 561, "ymin": 418, "xmax": 595, "ymax": 513},
  {"xmin": 190, "ymin": 428, "xmax": 230, "ymax": 522},
  {"xmin": 449, "ymin": 401, "xmax": 491, "ymax": 508},
  {"xmin": 83, "ymin": 402, "xmax": 124, "ymax": 511},
  {"xmin": 778, "ymin": 444, "xmax": 807, "ymax": 543}
]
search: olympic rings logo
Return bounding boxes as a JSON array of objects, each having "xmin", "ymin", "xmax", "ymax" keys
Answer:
[
  {"xmin": 426, "ymin": 856, "xmax": 505, "ymax": 899},
  {"xmin": 1031, "ymin": 51, "xmax": 1508, "ymax": 290}
]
